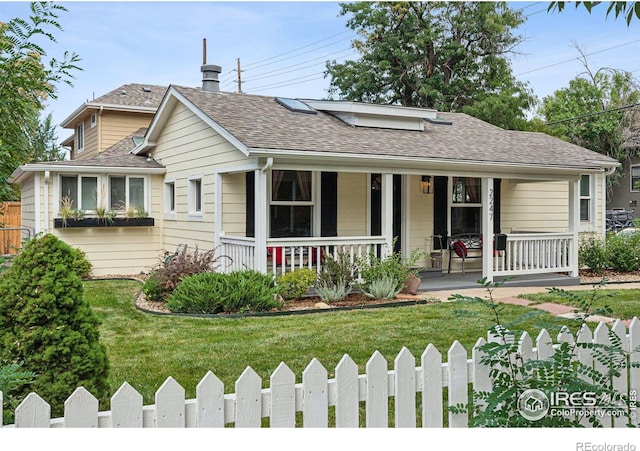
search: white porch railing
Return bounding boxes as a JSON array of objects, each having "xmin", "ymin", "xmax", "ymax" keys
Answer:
[
  {"xmin": 266, "ymin": 236, "xmax": 388, "ymax": 277},
  {"xmin": 219, "ymin": 235, "xmax": 389, "ymax": 277},
  {"xmin": 493, "ymin": 232, "xmax": 573, "ymax": 276},
  {"xmin": 219, "ymin": 236, "xmax": 256, "ymax": 272}
]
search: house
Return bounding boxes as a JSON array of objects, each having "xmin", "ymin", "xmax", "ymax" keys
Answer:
[
  {"xmin": 10, "ymin": 64, "xmax": 620, "ymax": 281},
  {"xmin": 59, "ymin": 83, "xmax": 167, "ymax": 160}
]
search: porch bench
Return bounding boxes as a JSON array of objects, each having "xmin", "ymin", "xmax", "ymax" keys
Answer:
[{"xmin": 447, "ymin": 234, "xmax": 483, "ymax": 275}]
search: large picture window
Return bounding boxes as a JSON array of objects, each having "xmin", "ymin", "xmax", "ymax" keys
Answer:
[
  {"xmin": 451, "ymin": 177, "xmax": 481, "ymax": 235},
  {"xmin": 59, "ymin": 174, "xmax": 147, "ymax": 214},
  {"xmin": 270, "ymin": 170, "xmax": 313, "ymax": 237}
]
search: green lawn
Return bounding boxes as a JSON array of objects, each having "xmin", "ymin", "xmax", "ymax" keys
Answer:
[
  {"xmin": 519, "ymin": 287, "xmax": 640, "ymax": 320},
  {"xmin": 86, "ymin": 279, "xmax": 582, "ymax": 406}
]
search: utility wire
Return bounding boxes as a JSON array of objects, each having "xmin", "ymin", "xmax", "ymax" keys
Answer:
[{"xmin": 546, "ymin": 102, "xmax": 640, "ymax": 125}]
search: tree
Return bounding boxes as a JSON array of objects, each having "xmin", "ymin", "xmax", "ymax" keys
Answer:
[
  {"xmin": 548, "ymin": 2, "xmax": 640, "ymax": 25},
  {"xmin": 0, "ymin": 2, "xmax": 81, "ymax": 201},
  {"xmin": 325, "ymin": 2, "xmax": 536, "ymax": 129},
  {"xmin": 0, "ymin": 234, "xmax": 108, "ymax": 417},
  {"xmin": 540, "ymin": 47, "xmax": 640, "ymax": 187},
  {"xmin": 29, "ymin": 113, "xmax": 66, "ymax": 162}
]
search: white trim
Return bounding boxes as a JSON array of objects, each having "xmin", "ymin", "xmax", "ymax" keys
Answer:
[
  {"xmin": 248, "ymin": 148, "xmax": 618, "ymax": 175},
  {"xmin": 34, "ymin": 173, "xmax": 41, "ymax": 234},
  {"xmin": 163, "ymin": 177, "xmax": 176, "ymax": 220},
  {"xmin": 187, "ymin": 174, "xmax": 204, "ymax": 219},
  {"xmin": 579, "ymin": 174, "xmax": 597, "ymax": 232},
  {"xmin": 402, "ymin": 175, "xmax": 411, "ymax": 260},
  {"xmin": 313, "ymin": 171, "xmax": 321, "ymax": 237},
  {"xmin": 215, "ymin": 161, "xmax": 260, "ymax": 174},
  {"xmin": 76, "ymin": 122, "xmax": 85, "ymax": 152},
  {"xmin": 135, "ymin": 88, "xmax": 250, "ymax": 157},
  {"xmin": 366, "ymin": 173, "xmax": 373, "ymax": 236},
  {"xmin": 631, "ymin": 164, "xmax": 640, "ymax": 192},
  {"xmin": 90, "ymin": 112, "xmax": 97, "ymax": 128},
  {"xmin": 214, "ymin": 173, "xmax": 223, "ymax": 249}
]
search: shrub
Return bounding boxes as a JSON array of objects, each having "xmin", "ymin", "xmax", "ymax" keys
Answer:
[
  {"xmin": 143, "ymin": 246, "xmax": 224, "ymax": 302},
  {"xmin": 317, "ymin": 251, "xmax": 355, "ymax": 288},
  {"xmin": 69, "ymin": 246, "xmax": 92, "ymax": 279},
  {"xmin": 0, "ymin": 361, "xmax": 36, "ymax": 425},
  {"xmin": 0, "ymin": 234, "xmax": 109, "ymax": 417},
  {"xmin": 578, "ymin": 236, "xmax": 607, "ymax": 273},
  {"xmin": 362, "ymin": 275, "xmax": 403, "ymax": 300},
  {"xmin": 357, "ymin": 246, "xmax": 422, "ymax": 294},
  {"xmin": 166, "ymin": 270, "xmax": 282, "ymax": 314},
  {"xmin": 449, "ymin": 278, "xmax": 636, "ymax": 427},
  {"xmin": 277, "ymin": 268, "xmax": 317, "ymax": 300},
  {"xmin": 605, "ymin": 234, "xmax": 640, "ymax": 272},
  {"xmin": 315, "ymin": 278, "xmax": 351, "ymax": 303}
]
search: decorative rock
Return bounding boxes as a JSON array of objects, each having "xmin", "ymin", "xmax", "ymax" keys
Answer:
[{"xmin": 314, "ymin": 302, "xmax": 331, "ymax": 309}]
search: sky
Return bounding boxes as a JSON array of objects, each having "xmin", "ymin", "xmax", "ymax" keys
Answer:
[{"xmin": 1, "ymin": 0, "xmax": 640, "ymax": 145}]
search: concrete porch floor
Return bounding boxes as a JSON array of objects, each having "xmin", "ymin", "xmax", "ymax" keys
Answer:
[{"xmin": 417, "ymin": 270, "xmax": 579, "ymax": 292}]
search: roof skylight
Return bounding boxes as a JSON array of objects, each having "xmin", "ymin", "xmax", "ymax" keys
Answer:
[{"xmin": 275, "ymin": 97, "xmax": 317, "ymax": 114}]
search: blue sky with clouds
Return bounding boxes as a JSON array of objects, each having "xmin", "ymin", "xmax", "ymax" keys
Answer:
[{"xmin": 2, "ymin": 1, "xmax": 639, "ymax": 142}]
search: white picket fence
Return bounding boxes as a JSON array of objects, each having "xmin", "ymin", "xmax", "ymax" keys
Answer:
[{"xmin": 3, "ymin": 318, "xmax": 639, "ymax": 428}]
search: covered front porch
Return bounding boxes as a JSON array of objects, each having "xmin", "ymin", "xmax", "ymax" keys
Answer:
[{"xmin": 214, "ymin": 162, "xmax": 592, "ymax": 284}]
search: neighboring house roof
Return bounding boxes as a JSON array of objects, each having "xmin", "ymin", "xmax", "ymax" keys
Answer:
[
  {"xmin": 9, "ymin": 128, "xmax": 164, "ymax": 183},
  {"xmin": 60, "ymin": 83, "xmax": 167, "ymax": 128},
  {"xmin": 139, "ymin": 85, "xmax": 618, "ymax": 173}
]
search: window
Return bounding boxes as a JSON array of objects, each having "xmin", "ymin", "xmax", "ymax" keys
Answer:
[
  {"xmin": 164, "ymin": 179, "xmax": 176, "ymax": 215},
  {"xmin": 90, "ymin": 113, "xmax": 97, "ymax": 128},
  {"xmin": 60, "ymin": 175, "xmax": 97, "ymax": 211},
  {"xmin": 451, "ymin": 177, "xmax": 481, "ymax": 235},
  {"xmin": 631, "ymin": 166, "xmax": 640, "ymax": 192},
  {"xmin": 270, "ymin": 170, "xmax": 313, "ymax": 237},
  {"xmin": 59, "ymin": 174, "xmax": 147, "ymax": 214},
  {"xmin": 580, "ymin": 174, "xmax": 592, "ymax": 222},
  {"xmin": 77, "ymin": 123, "xmax": 84, "ymax": 151},
  {"xmin": 188, "ymin": 176, "xmax": 203, "ymax": 216},
  {"xmin": 110, "ymin": 176, "xmax": 145, "ymax": 210}
]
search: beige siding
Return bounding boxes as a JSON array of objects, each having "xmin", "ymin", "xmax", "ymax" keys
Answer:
[
  {"xmin": 99, "ymin": 111, "xmax": 153, "ymax": 152},
  {"xmin": 337, "ymin": 173, "xmax": 368, "ymax": 236},
  {"xmin": 51, "ymin": 227, "xmax": 162, "ymax": 276},
  {"xmin": 501, "ymin": 180, "xmax": 570, "ymax": 233},
  {"xmin": 222, "ymin": 173, "xmax": 246, "ymax": 236},
  {"xmin": 75, "ymin": 116, "xmax": 97, "ymax": 160},
  {"xmin": 152, "ymin": 102, "xmax": 249, "ymax": 253},
  {"xmin": 407, "ymin": 175, "xmax": 434, "ymax": 267},
  {"xmin": 20, "ymin": 178, "xmax": 36, "ymax": 233}
]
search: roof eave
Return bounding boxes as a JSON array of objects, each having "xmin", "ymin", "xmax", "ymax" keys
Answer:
[{"xmin": 60, "ymin": 103, "xmax": 158, "ymax": 128}]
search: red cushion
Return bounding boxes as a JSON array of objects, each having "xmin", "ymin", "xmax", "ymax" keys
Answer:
[{"xmin": 453, "ymin": 240, "xmax": 468, "ymax": 258}]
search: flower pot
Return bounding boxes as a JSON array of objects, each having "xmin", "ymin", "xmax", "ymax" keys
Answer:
[{"xmin": 402, "ymin": 273, "xmax": 421, "ymax": 295}]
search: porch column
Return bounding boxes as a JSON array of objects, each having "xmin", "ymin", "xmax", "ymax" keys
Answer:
[
  {"xmin": 481, "ymin": 177, "xmax": 494, "ymax": 283},
  {"xmin": 381, "ymin": 173, "xmax": 394, "ymax": 257},
  {"xmin": 254, "ymin": 169, "xmax": 268, "ymax": 273},
  {"xmin": 568, "ymin": 178, "xmax": 580, "ymax": 277}
]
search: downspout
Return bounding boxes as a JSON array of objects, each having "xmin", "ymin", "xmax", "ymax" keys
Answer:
[
  {"xmin": 261, "ymin": 157, "xmax": 273, "ymax": 173},
  {"xmin": 44, "ymin": 171, "xmax": 50, "ymax": 233}
]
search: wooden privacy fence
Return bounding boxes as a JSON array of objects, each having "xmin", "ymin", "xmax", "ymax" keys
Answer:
[
  {"xmin": 0, "ymin": 202, "xmax": 22, "ymax": 254},
  {"xmin": 3, "ymin": 318, "xmax": 639, "ymax": 428}
]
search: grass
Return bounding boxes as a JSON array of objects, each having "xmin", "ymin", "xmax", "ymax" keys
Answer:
[
  {"xmin": 86, "ymin": 279, "xmax": 585, "ymax": 407},
  {"xmin": 518, "ymin": 286, "xmax": 640, "ymax": 320}
]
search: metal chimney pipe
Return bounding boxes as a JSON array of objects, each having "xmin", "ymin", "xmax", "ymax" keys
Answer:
[{"xmin": 201, "ymin": 64, "xmax": 221, "ymax": 92}]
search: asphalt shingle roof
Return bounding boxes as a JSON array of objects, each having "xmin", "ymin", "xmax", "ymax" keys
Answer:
[
  {"xmin": 92, "ymin": 84, "xmax": 167, "ymax": 109},
  {"xmin": 46, "ymin": 128, "xmax": 163, "ymax": 169},
  {"xmin": 172, "ymin": 85, "xmax": 618, "ymax": 170}
]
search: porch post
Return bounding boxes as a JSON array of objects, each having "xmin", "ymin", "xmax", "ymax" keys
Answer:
[
  {"xmin": 568, "ymin": 178, "xmax": 580, "ymax": 278},
  {"xmin": 482, "ymin": 177, "xmax": 494, "ymax": 283},
  {"xmin": 214, "ymin": 172, "xmax": 222, "ymax": 249},
  {"xmin": 254, "ymin": 169, "xmax": 268, "ymax": 273},
  {"xmin": 381, "ymin": 173, "xmax": 394, "ymax": 257}
]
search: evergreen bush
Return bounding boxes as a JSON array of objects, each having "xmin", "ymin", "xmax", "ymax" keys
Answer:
[
  {"xmin": 166, "ymin": 270, "xmax": 282, "ymax": 314},
  {"xmin": 277, "ymin": 268, "xmax": 317, "ymax": 300},
  {"xmin": 0, "ymin": 234, "xmax": 109, "ymax": 417}
]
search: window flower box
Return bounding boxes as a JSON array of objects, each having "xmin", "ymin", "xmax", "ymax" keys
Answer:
[{"xmin": 54, "ymin": 217, "xmax": 155, "ymax": 228}]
